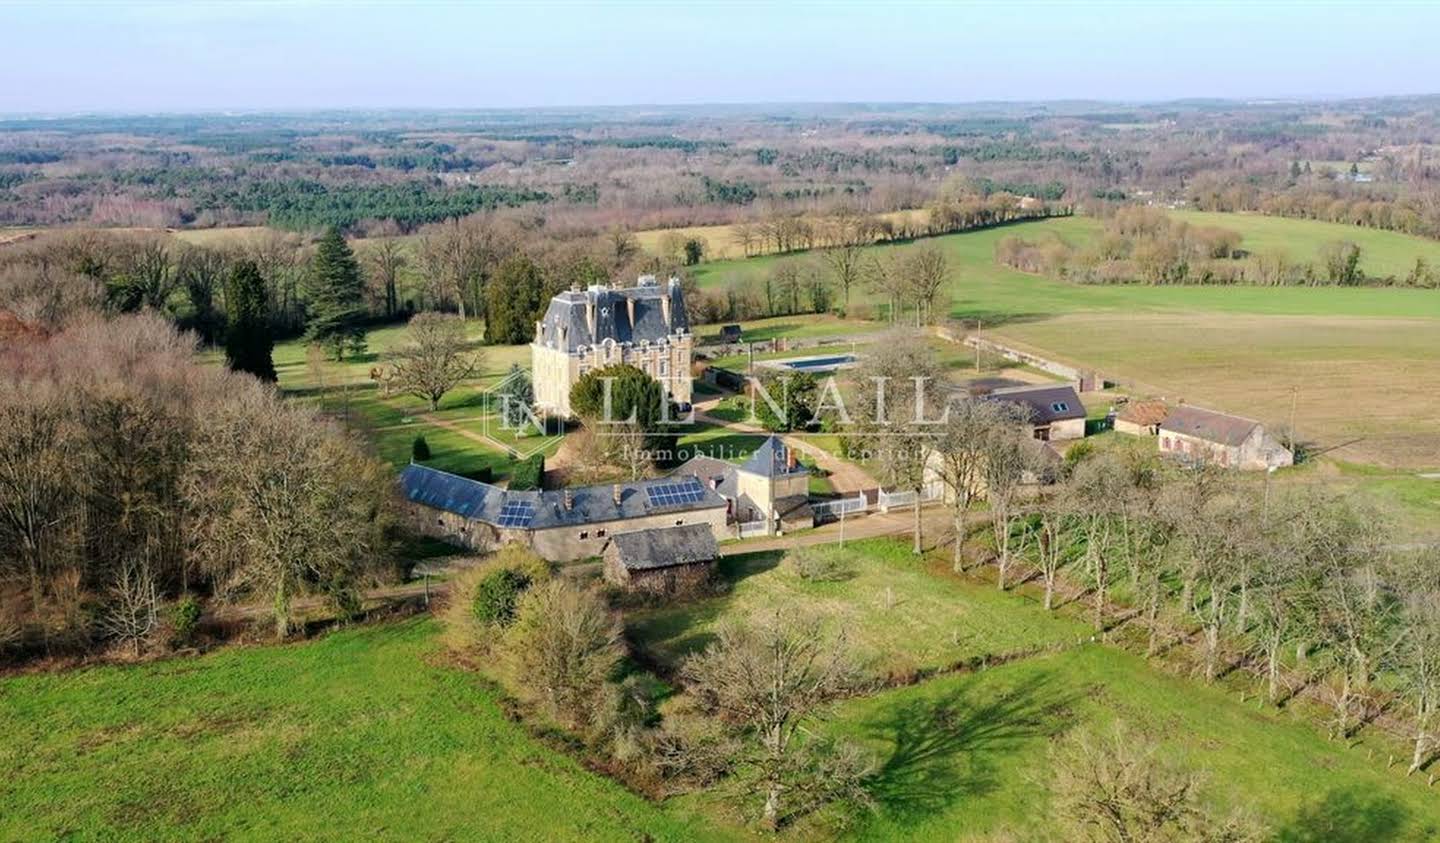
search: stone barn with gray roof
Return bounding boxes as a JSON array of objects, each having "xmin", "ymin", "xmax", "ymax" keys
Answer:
[
  {"xmin": 603, "ymin": 523, "xmax": 718, "ymax": 595},
  {"xmin": 399, "ymin": 463, "xmax": 729, "ymax": 562},
  {"xmin": 1158, "ymin": 405, "xmax": 1293, "ymax": 470}
]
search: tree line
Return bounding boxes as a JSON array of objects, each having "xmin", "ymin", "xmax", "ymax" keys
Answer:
[
  {"xmin": 0, "ymin": 311, "xmax": 397, "ymax": 660},
  {"xmin": 851, "ymin": 336, "xmax": 1440, "ymax": 778}
]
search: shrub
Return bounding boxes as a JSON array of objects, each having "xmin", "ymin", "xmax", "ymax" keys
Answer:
[
  {"xmin": 412, "ymin": 435, "xmax": 431, "ymax": 461},
  {"xmin": 508, "ymin": 453, "xmax": 545, "ymax": 491},
  {"xmin": 439, "ymin": 543, "xmax": 551, "ymax": 654},
  {"xmin": 170, "ymin": 595, "xmax": 202, "ymax": 646},
  {"xmin": 472, "ymin": 567, "xmax": 532, "ymax": 627},
  {"xmin": 786, "ymin": 546, "xmax": 858, "ymax": 582},
  {"xmin": 1063, "ymin": 439, "xmax": 1095, "ymax": 468},
  {"xmin": 502, "ymin": 579, "xmax": 622, "ymax": 733},
  {"xmin": 326, "ymin": 577, "xmax": 364, "ymax": 624}
]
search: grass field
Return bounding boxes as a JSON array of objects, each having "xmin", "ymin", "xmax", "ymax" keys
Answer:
[
  {"xmin": 692, "ymin": 214, "xmax": 1440, "ymax": 470},
  {"xmin": 824, "ymin": 646, "xmax": 1440, "ymax": 841},
  {"xmin": 1172, "ymin": 210, "xmax": 1440, "ymax": 279},
  {"xmin": 8, "ymin": 537, "xmax": 1440, "ymax": 840},
  {"xmin": 627, "ymin": 542, "xmax": 1089, "ymax": 675},
  {"xmin": 0, "ymin": 619, "xmax": 725, "ymax": 842}
]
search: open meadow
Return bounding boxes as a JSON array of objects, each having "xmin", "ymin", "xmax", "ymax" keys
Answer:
[
  {"xmin": 693, "ymin": 213, "xmax": 1440, "ymax": 476},
  {"xmin": 9, "ymin": 541, "xmax": 1439, "ymax": 840}
]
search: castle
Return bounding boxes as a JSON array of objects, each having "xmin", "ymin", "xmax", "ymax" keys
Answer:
[{"xmin": 531, "ymin": 275, "xmax": 694, "ymax": 418}]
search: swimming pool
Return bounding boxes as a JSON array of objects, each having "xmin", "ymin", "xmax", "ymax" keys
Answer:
[{"xmin": 775, "ymin": 354, "xmax": 858, "ymax": 372}]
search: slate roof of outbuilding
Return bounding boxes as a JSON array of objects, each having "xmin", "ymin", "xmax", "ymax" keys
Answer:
[
  {"xmin": 608, "ymin": 523, "xmax": 718, "ymax": 571},
  {"xmin": 1158, "ymin": 405, "xmax": 1261, "ymax": 447},
  {"xmin": 981, "ymin": 383, "xmax": 1087, "ymax": 424},
  {"xmin": 399, "ymin": 464, "xmax": 726, "ymax": 530}
]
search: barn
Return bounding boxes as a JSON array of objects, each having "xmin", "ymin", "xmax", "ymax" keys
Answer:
[{"xmin": 603, "ymin": 523, "xmax": 718, "ymax": 595}]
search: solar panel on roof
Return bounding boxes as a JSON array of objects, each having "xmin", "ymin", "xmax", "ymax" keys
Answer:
[
  {"xmin": 497, "ymin": 500, "xmax": 536, "ymax": 528},
  {"xmin": 645, "ymin": 479, "xmax": 705, "ymax": 508}
]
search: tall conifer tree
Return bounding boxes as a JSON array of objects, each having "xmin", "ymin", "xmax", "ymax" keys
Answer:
[
  {"xmin": 223, "ymin": 260, "xmax": 277, "ymax": 382},
  {"xmin": 305, "ymin": 227, "xmax": 368, "ymax": 360}
]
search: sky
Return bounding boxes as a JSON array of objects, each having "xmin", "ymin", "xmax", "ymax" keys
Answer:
[{"xmin": 2, "ymin": 1, "xmax": 1439, "ymax": 113}]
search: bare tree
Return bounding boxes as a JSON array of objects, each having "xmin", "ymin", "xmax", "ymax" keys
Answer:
[
  {"xmin": 183, "ymin": 387, "xmax": 392, "ymax": 639},
  {"xmin": 1310, "ymin": 502, "xmax": 1394, "ymax": 739},
  {"xmin": 865, "ymin": 253, "xmax": 910, "ymax": 323},
  {"xmin": 1052, "ymin": 722, "xmax": 1259, "ymax": 843},
  {"xmin": 983, "ymin": 421, "xmax": 1045, "ymax": 590},
  {"xmin": 0, "ymin": 394, "xmax": 74, "ymax": 615},
  {"xmin": 902, "ymin": 245, "xmax": 949, "ymax": 326},
  {"xmin": 682, "ymin": 609, "xmax": 869, "ymax": 828},
  {"xmin": 851, "ymin": 335, "xmax": 948, "ymax": 554},
  {"xmin": 365, "ymin": 238, "xmax": 407, "ymax": 319},
  {"xmin": 388, "ymin": 312, "xmax": 480, "ymax": 412},
  {"xmin": 1392, "ymin": 551, "xmax": 1440, "ymax": 775},
  {"xmin": 100, "ymin": 558, "xmax": 159, "ymax": 656},
  {"xmin": 608, "ymin": 419, "xmax": 652, "ymax": 481},
  {"xmin": 930, "ymin": 398, "xmax": 1024, "ymax": 571},
  {"xmin": 818, "ymin": 244, "xmax": 864, "ymax": 312}
]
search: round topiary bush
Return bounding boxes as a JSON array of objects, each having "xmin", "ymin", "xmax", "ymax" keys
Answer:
[{"xmin": 472, "ymin": 567, "xmax": 533, "ymax": 627}]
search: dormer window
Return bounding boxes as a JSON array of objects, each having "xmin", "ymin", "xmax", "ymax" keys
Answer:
[{"xmin": 1051, "ymin": 402, "xmax": 1069, "ymax": 413}]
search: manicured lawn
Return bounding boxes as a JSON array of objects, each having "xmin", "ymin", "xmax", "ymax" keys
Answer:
[
  {"xmin": 626, "ymin": 540, "xmax": 1090, "ymax": 675},
  {"xmin": 263, "ymin": 326, "xmax": 563, "ymax": 483},
  {"xmin": 0, "ymin": 619, "xmax": 731, "ymax": 842}
]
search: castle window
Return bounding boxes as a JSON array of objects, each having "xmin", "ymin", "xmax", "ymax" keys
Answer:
[
  {"xmin": 596, "ymin": 528, "xmax": 607, "ymax": 538},
  {"xmin": 579, "ymin": 531, "xmax": 589, "ymax": 540}
]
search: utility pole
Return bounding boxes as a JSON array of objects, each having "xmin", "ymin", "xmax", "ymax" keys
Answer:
[
  {"xmin": 975, "ymin": 319, "xmax": 982, "ymax": 372},
  {"xmin": 1288, "ymin": 385, "xmax": 1299, "ymax": 455}
]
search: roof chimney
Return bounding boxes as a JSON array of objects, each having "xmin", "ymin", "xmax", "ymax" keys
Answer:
[
  {"xmin": 786, "ymin": 446, "xmax": 797, "ymax": 472},
  {"xmin": 612, "ymin": 484, "xmax": 622, "ymax": 505},
  {"xmin": 626, "ymin": 296, "xmax": 636, "ymax": 331},
  {"xmin": 563, "ymin": 489, "xmax": 573, "ymax": 511},
  {"xmin": 660, "ymin": 288, "xmax": 672, "ymax": 328},
  {"xmin": 585, "ymin": 291, "xmax": 597, "ymax": 340}
]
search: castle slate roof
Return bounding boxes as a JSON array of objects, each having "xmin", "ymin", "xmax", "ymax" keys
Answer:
[
  {"xmin": 536, "ymin": 276, "xmax": 689, "ymax": 353},
  {"xmin": 1159, "ymin": 405, "xmax": 1262, "ymax": 447},
  {"xmin": 400, "ymin": 463, "xmax": 726, "ymax": 530},
  {"xmin": 981, "ymin": 383, "xmax": 1086, "ymax": 424},
  {"xmin": 608, "ymin": 523, "xmax": 718, "ymax": 571},
  {"xmin": 739, "ymin": 436, "xmax": 808, "ymax": 479}
]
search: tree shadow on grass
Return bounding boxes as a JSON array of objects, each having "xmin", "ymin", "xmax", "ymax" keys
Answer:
[
  {"xmin": 859, "ymin": 672, "xmax": 1076, "ymax": 823},
  {"xmin": 1273, "ymin": 788, "xmax": 1415, "ymax": 843}
]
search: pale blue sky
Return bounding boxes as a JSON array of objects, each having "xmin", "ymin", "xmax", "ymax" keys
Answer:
[{"xmin": 2, "ymin": 1, "xmax": 1438, "ymax": 113}]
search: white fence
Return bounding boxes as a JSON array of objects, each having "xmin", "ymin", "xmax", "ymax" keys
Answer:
[
  {"xmin": 812, "ymin": 492, "xmax": 868, "ymax": 523},
  {"xmin": 877, "ymin": 485, "xmax": 942, "ymax": 511},
  {"xmin": 736, "ymin": 519, "xmax": 770, "ymax": 539}
]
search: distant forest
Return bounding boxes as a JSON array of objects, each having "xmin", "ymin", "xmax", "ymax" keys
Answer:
[{"xmin": 6, "ymin": 99, "xmax": 1440, "ymax": 236}]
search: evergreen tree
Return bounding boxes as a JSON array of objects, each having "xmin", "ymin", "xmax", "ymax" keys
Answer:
[
  {"xmin": 305, "ymin": 227, "xmax": 368, "ymax": 361},
  {"xmin": 496, "ymin": 363, "xmax": 536, "ymax": 430},
  {"xmin": 223, "ymin": 260, "xmax": 277, "ymax": 382},
  {"xmin": 485, "ymin": 254, "xmax": 545, "ymax": 345}
]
